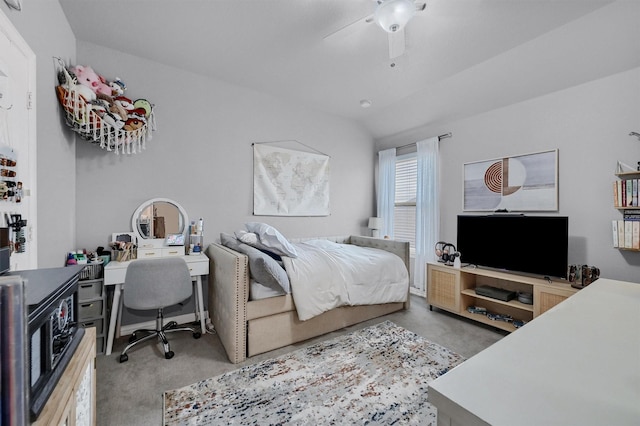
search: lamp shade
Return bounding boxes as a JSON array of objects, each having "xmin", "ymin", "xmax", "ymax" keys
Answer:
[
  {"xmin": 368, "ymin": 217, "xmax": 383, "ymax": 230},
  {"xmin": 374, "ymin": 0, "xmax": 416, "ymax": 33}
]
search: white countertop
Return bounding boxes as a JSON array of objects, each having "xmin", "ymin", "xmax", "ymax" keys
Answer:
[{"xmin": 428, "ymin": 278, "xmax": 640, "ymax": 426}]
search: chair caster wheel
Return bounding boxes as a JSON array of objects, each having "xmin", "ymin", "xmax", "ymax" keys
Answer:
[
  {"xmin": 119, "ymin": 354, "xmax": 128, "ymax": 363},
  {"xmin": 193, "ymin": 332, "xmax": 202, "ymax": 339},
  {"xmin": 165, "ymin": 351, "xmax": 174, "ymax": 359}
]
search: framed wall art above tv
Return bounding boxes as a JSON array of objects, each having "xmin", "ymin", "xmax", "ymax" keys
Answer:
[{"xmin": 463, "ymin": 149, "xmax": 558, "ymax": 212}]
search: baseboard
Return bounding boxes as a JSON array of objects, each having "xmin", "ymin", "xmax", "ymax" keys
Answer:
[{"xmin": 120, "ymin": 310, "xmax": 209, "ymax": 336}]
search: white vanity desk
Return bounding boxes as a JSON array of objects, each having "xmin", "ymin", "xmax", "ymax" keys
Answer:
[
  {"xmin": 104, "ymin": 197, "xmax": 208, "ymax": 356},
  {"xmin": 103, "ymin": 254, "xmax": 208, "ymax": 355}
]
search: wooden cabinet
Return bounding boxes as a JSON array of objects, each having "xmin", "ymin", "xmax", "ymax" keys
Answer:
[
  {"xmin": 33, "ymin": 327, "xmax": 96, "ymax": 426},
  {"xmin": 534, "ymin": 285, "xmax": 576, "ymax": 316},
  {"xmin": 427, "ymin": 262, "xmax": 577, "ymax": 332},
  {"xmin": 426, "ymin": 264, "xmax": 460, "ymax": 312}
]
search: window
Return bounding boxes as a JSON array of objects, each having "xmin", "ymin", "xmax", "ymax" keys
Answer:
[{"xmin": 394, "ymin": 153, "xmax": 417, "ymax": 250}]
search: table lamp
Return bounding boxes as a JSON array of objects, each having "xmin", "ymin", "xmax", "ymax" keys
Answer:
[{"xmin": 368, "ymin": 217, "xmax": 382, "ymax": 238}]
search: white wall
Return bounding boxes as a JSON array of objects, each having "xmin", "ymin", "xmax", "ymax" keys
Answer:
[
  {"xmin": 5, "ymin": 1, "xmax": 636, "ymax": 295},
  {"xmin": 2, "ymin": 2, "xmax": 77, "ymax": 268},
  {"xmin": 377, "ymin": 67, "xmax": 640, "ymax": 283},
  {"xmin": 74, "ymin": 42, "xmax": 375, "ymax": 252},
  {"xmin": 72, "ymin": 43, "xmax": 376, "ymax": 324}
]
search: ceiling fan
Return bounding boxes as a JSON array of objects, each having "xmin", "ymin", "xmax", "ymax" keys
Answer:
[{"xmin": 324, "ymin": 0, "xmax": 427, "ymax": 60}]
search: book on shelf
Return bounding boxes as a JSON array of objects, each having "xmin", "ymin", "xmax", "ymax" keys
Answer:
[
  {"xmin": 612, "ymin": 220, "xmax": 619, "ymax": 247},
  {"xmin": 613, "ymin": 179, "xmax": 640, "ymax": 207},
  {"xmin": 618, "ymin": 219, "xmax": 625, "ymax": 248},
  {"xmin": 619, "ymin": 180, "xmax": 624, "ymax": 207},
  {"xmin": 622, "ymin": 212, "xmax": 640, "ymax": 249},
  {"xmin": 624, "ymin": 220, "xmax": 633, "ymax": 248}
]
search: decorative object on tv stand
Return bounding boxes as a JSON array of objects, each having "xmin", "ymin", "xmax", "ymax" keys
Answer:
[
  {"xmin": 434, "ymin": 241, "xmax": 458, "ymax": 266},
  {"xmin": 567, "ymin": 264, "xmax": 600, "ymax": 289},
  {"xmin": 54, "ymin": 58, "xmax": 156, "ymax": 155},
  {"xmin": 368, "ymin": 217, "xmax": 382, "ymax": 238}
]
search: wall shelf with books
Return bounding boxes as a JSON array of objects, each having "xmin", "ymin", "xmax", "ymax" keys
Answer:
[
  {"xmin": 613, "ymin": 172, "xmax": 640, "ymax": 209},
  {"xmin": 613, "ymin": 169, "xmax": 640, "ymax": 250}
]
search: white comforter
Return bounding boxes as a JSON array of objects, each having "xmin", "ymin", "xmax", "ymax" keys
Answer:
[{"xmin": 281, "ymin": 239, "xmax": 409, "ymax": 321}]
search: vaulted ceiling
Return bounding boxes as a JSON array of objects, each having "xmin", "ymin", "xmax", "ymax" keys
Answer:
[{"xmin": 58, "ymin": 0, "xmax": 639, "ymax": 139}]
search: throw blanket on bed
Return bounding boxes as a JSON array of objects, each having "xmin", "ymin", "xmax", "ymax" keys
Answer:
[{"xmin": 281, "ymin": 239, "xmax": 409, "ymax": 321}]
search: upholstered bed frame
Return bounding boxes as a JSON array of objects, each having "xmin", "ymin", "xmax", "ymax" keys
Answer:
[{"xmin": 205, "ymin": 236, "xmax": 410, "ymax": 364}]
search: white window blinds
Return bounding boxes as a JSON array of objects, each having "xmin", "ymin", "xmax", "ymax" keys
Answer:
[{"xmin": 394, "ymin": 154, "xmax": 417, "ymax": 248}]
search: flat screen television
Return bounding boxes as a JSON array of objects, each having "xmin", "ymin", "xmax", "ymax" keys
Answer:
[{"xmin": 457, "ymin": 215, "xmax": 568, "ymax": 279}]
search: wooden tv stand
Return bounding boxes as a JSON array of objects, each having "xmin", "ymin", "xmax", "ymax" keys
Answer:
[{"xmin": 426, "ymin": 262, "xmax": 578, "ymax": 332}]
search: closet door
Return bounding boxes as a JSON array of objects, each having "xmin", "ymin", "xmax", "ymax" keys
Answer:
[{"xmin": 0, "ymin": 9, "xmax": 37, "ymax": 270}]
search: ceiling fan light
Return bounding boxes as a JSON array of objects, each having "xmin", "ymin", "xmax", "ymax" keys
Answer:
[{"xmin": 375, "ymin": 0, "xmax": 416, "ymax": 33}]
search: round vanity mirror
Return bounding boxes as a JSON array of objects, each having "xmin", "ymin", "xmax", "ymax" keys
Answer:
[{"xmin": 131, "ymin": 198, "xmax": 189, "ymax": 248}]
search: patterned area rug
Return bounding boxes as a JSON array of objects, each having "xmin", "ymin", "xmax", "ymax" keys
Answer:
[{"xmin": 163, "ymin": 321, "xmax": 464, "ymax": 425}]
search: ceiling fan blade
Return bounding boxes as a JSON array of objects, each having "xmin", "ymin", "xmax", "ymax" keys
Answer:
[
  {"xmin": 323, "ymin": 13, "xmax": 374, "ymax": 41},
  {"xmin": 388, "ymin": 28, "xmax": 406, "ymax": 59}
]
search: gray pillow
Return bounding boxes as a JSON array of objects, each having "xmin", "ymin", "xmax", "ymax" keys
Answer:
[
  {"xmin": 220, "ymin": 233, "xmax": 290, "ymax": 293},
  {"xmin": 244, "ymin": 222, "xmax": 298, "ymax": 258}
]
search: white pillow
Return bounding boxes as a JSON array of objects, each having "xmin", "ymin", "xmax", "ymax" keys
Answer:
[
  {"xmin": 235, "ymin": 230, "xmax": 259, "ymax": 245},
  {"xmin": 235, "ymin": 230, "xmax": 289, "ymax": 259},
  {"xmin": 245, "ymin": 222, "xmax": 298, "ymax": 258}
]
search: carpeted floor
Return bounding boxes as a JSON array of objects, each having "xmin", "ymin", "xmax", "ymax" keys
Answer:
[
  {"xmin": 163, "ymin": 321, "xmax": 465, "ymax": 425},
  {"xmin": 96, "ymin": 295, "xmax": 505, "ymax": 425}
]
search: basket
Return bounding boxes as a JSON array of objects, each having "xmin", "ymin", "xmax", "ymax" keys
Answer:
[
  {"xmin": 79, "ymin": 262, "xmax": 103, "ymax": 280},
  {"xmin": 54, "ymin": 59, "xmax": 156, "ymax": 155},
  {"xmin": 112, "ymin": 248, "xmax": 137, "ymax": 262}
]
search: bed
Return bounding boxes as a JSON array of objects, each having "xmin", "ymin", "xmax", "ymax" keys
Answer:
[{"xmin": 204, "ymin": 226, "xmax": 410, "ymax": 364}]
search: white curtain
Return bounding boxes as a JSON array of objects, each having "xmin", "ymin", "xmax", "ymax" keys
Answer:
[
  {"xmin": 377, "ymin": 148, "xmax": 396, "ymax": 238},
  {"xmin": 414, "ymin": 137, "xmax": 440, "ymax": 293}
]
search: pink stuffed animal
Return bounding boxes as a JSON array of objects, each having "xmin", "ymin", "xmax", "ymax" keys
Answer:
[{"xmin": 70, "ymin": 65, "xmax": 112, "ymax": 96}]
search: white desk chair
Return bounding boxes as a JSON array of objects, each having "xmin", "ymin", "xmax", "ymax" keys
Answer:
[{"xmin": 118, "ymin": 257, "xmax": 201, "ymax": 363}]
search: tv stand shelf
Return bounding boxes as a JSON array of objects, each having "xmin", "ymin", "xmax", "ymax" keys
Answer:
[
  {"xmin": 459, "ymin": 289, "xmax": 534, "ymax": 312},
  {"xmin": 427, "ymin": 262, "xmax": 578, "ymax": 332}
]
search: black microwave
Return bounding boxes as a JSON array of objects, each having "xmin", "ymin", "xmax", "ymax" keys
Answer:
[{"xmin": 8, "ymin": 265, "xmax": 85, "ymax": 420}]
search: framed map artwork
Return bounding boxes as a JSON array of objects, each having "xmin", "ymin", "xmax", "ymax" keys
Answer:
[
  {"xmin": 463, "ymin": 149, "xmax": 558, "ymax": 212},
  {"xmin": 253, "ymin": 143, "xmax": 330, "ymax": 216}
]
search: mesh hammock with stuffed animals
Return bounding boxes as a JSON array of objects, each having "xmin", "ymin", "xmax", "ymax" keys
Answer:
[{"xmin": 54, "ymin": 58, "xmax": 156, "ymax": 154}]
